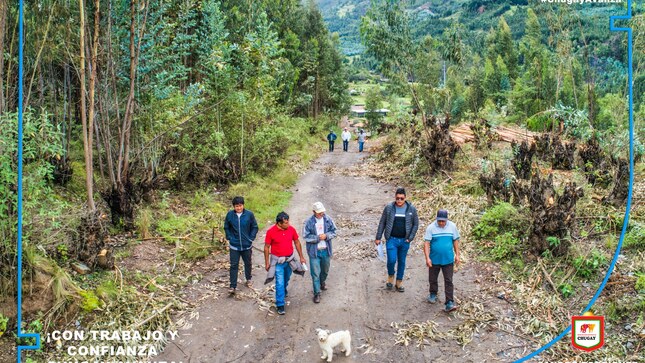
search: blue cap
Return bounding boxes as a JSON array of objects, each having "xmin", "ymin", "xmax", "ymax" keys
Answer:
[{"xmin": 437, "ymin": 209, "xmax": 448, "ymax": 221}]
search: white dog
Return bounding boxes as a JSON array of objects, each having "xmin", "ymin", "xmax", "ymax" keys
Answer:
[{"xmin": 316, "ymin": 328, "xmax": 351, "ymax": 362}]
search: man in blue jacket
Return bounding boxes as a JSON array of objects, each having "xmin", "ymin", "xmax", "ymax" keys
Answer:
[
  {"xmin": 327, "ymin": 130, "xmax": 337, "ymax": 152},
  {"xmin": 224, "ymin": 196, "xmax": 259, "ymax": 294},
  {"xmin": 302, "ymin": 202, "xmax": 337, "ymax": 303}
]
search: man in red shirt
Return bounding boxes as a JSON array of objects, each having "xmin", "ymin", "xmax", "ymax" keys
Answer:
[{"xmin": 264, "ymin": 211, "xmax": 306, "ymax": 315}]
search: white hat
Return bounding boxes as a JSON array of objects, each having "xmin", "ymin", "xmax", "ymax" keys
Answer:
[{"xmin": 313, "ymin": 202, "xmax": 326, "ymax": 213}]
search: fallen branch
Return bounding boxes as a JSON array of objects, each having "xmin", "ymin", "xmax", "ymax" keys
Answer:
[
  {"xmin": 131, "ymin": 302, "xmax": 173, "ymax": 329},
  {"xmin": 539, "ymin": 261, "xmax": 558, "ymax": 292}
]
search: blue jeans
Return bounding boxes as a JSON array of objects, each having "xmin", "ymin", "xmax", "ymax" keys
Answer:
[
  {"xmin": 310, "ymin": 249, "xmax": 331, "ymax": 294},
  {"xmin": 386, "ymin": 237, "xmax": 410, "ymax": 280},
  {"xmin": 358, "ymin": 141, "xmax": 364, "ymax": 152},
  {"xmin": 275, "ymin": 262, "xmax": 292, "ymax": 307},
  {"xmin": 343, "ymin": 140, "xmax": 349, "ymax": 151}
]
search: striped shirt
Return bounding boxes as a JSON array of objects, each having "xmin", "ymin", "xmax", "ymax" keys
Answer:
[{"xmin": 423, "ymin": 220, "xmax": 460, "ymax": 265}]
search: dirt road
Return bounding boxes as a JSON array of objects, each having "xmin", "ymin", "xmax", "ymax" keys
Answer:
[{"xmin": 157, "ymin": 146, "xmax": 526, "ymax": 362}]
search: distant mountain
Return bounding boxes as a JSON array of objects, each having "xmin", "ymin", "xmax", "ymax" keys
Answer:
[{"xmin": 317, "ymin": 0, "xmax": 623, "ymax": 57}]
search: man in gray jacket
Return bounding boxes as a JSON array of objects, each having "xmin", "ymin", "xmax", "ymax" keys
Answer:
[
  {"xmin": 302, "ymin": 202, "xmax": 337, "ymax": 303},
  {"xmin": 375, "ymin": 188, "xmax": 419, "ymax": 292}
]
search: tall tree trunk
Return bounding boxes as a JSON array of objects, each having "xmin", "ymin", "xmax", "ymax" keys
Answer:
[
  {"xmin": 24, "ymin": 1, "xmax": 55, "ymax": 108},
  {"xmin": 79, "ymin": 0, "xmax": 96, "ymax": 211},
  {"xmin": 0, "ymin": 0, "xmax": 6, "ymax": 113},
  {"xmin": 88, "ymin": 0, "xmax": 99, "ymax": 177},
  {"xmin": 117, "ymin": 0, "xmax": 137, "ymax": 186}
]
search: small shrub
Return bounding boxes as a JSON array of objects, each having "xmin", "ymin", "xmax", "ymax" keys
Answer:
[
  {"xmin": 79, "ymin": 290, "xmax": 100, "ymax": 312},
  {"xmin": 559, "ymin": 283, "xmax": 574, "ymax": 298},
  {"xmin": 623, "ymin": 224, "xmax": 645, "ymax": 250},
  {"xmin": 136, "ymin": 208, "xmax": 152, "ymax": 239},
  {"xmin": 636, "ymin": 274, "xmax": 645, "ymax": 293},
  {"xmin": 491, "ymin": 232, "xmax": 521, "ymax": 260},
  {"xmin": 546, "ymin": 236, "xmax": 560, "ymax": 249},
  {"xmin": 473, "ymin": 202, "xmax": 527, "ymax": 240},
  {"xmin": 95, "ymin": 280, "xmax": 118, "ymax": 302},
  {"xmin": 573, "ymin": 249, "xmax": 607, "ymax": 278},
  {"xmin": 0, "ymin": 313, "xmax": 8, "ymax": 337}
]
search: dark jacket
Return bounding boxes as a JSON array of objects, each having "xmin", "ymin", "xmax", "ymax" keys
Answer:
[
  {"xmin": 224, "ymin": 209, "xmax": 259, "ymax": 251},
  {"xmin": 375, "ymin": 201, "xmax": 419, "ymax": 241},
  {"xmin": 302, "ymin": 214, "xmax": 337, "ymax": 258},
  {"xmin": 327, "ymin": 132, "xmax": 337, "ymax": 142}
]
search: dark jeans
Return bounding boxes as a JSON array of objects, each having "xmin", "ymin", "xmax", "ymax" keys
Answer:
[
  {"xmin": 386, "ymin": 237, "xmax": 410, "ymax": 280},
  {"xmin": 429, "ymin": 263, "xmax": 454, "ymax": 302},
  {"xmin": 358, "ymin": 141, "xmax": 364, "ymax": 152},
  {"xmin": 229, "ymin": 248, "xmax": 252, "ymax": 288},
  {"xmin": 328, "ymin": 141, "xmax": 335, "ymax": 152},
  {"xmin": 343, "ymin": 140, "xmax": 349, "ymax": 151}
]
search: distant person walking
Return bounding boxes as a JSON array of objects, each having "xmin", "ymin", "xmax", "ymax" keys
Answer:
[
  {"xmin": 357, "ymin": 129, "xmax": 367, "ymax": 152},
  {"xmin": 264, "ymin": 212, "xmax": 306, "ymax": 315},
  {"xmin": 375, "ymin": 188, "xmax": 419, "ymax": 292},
  {"xmin": 424, "ymin": 209, "xmax": 461, "ymax": 312},
  {"xmin": 223, "ymin": 196, "xmax": 259, "ymax": 294},
  {"xmin": 327, "ymin": 130, "xmax": 337, "ymax": 152},
  {"xmin": 341, "ymin": 127, "xmax": 352, "ymax": 152},
  {"xmin": 303, "ymin": 202, "xmax": 338, "ymax": 304}
]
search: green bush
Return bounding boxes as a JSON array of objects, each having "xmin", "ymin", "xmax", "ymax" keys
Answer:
[
  {"xmin": 79, "ymin": 290, "xmax": 100, "ymax": 312},
  {"xmin": 491, "ymin": 232, "xmax": 520, "ymax": 259},
  {"xmin": 623, "ymin": 224, "xmax": 645, "ymax": 250},
  {"xmin": 559, "ymin": 283, "xmax": 574, "ymax": 298},
  {"xmin": 473, "ymin": 202, "xmax": 527, "ymax": 240},
  {"xmin": 0, "ymin": 313, "xmax": 8, "ymax": 337},
  {"xmin": 573, "ymin": 249, "xmax": 607, "ymax": 278},
  {"xmin": 636, "ymin": 274, "xmax": 645, "ymax": 293}
]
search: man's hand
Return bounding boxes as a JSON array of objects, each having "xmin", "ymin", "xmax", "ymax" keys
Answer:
[
  {"xmin": 299, "ymin": 257, "xmax": 306, "ymax": 264},
  {"xmin": 265, "ymin": 264, "xmax": 270, "ymax": 272},
  {"xmin": 455, "ymin": 254, "xmax": 461, "ymax": 266},
  {"xmin": 426, "ymin": 258, "xmax": 433, "ymax": 268},
  {"xmin": 374, "ymin": 239, "xmax": 381, "ymax": 245},
  {"xmin": 319, "ymin": 233, "xmax": 327, "ymax": 240}
]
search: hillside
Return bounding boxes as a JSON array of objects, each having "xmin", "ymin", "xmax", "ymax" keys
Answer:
[{"xmin": 318, "ymin": 0, "xmax": 626, "ymax": 56}]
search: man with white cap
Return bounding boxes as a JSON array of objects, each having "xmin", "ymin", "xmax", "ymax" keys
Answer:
[
  {"xmin": 303, "ymin": 202, "xmax": 338, "ymax": 303},
  {"xmin": 341, "ymin": 127, "xmax": 352, "ymax": 152},
  {"xmin": 423, "ymin": 209, "xmax": 461, "ymax": 312}
]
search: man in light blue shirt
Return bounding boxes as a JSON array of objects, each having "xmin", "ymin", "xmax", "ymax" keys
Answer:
[{"xmin": 423, "ymin": 209, "xmax": 461, "ymax": 312}]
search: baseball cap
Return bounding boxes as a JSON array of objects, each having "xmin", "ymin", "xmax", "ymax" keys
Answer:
[
  {"xmin": 436, "ymin": 209, "xmax": 448, "ymax": 221},
  {"xmin": 313, "ymin": 202, "xmax": 326, "ymax": 213}
]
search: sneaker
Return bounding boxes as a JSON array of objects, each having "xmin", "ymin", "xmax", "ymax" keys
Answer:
[
  {"xmin": 445, "ymin": 301, "xmax": 457, "ymax": 312},
  {"xmin": 276, "ymin": 306, "xmax": 285, "ymax": 315},
  {"xmin": 228, "ymin": 287, "xmax": 236, "ymax": 295},
  {"xmin": 245, "ymin": 280, "xmax": 253, "ymax": 289},
  {"xmin": 313, "ymin": 293, "xmax": 321, "ymax": 304},
  {"xmin": 427, "ymin": 293, "xmax": 437, "ymax": 304},
  {"xmin": 321, "ymin": 282, "xmax": 327, "ymax": 291}
]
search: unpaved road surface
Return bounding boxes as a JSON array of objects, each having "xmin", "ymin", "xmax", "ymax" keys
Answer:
[{"xmin": 157, "ymin": 146, "xmax": 526, "ymax": 362}]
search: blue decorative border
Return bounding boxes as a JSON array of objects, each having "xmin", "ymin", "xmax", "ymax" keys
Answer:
[
  {"xmin": 13, "ymin": 1, "xmax": 636, "ymax": 362},
  {"xmin": 16, "ymin": 0, "xmax": 42, "ymax": 362},
  {"xmin": 515, "ymin": 0, "xmax": 634, "ymax": 361}
]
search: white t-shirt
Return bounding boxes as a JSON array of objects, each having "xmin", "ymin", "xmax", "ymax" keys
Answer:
[
  {"xmin": 315, "ymin": 217, "xmax": 327, "ymax": 249},
  {"xmin": 341, "ymin": 131, "xmax": 352, "ymax": 141}
]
